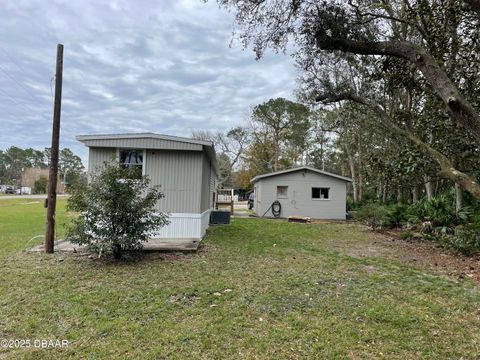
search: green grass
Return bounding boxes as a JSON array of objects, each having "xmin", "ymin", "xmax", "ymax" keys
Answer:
[{"xmin": 0, "ymin": 199, "xmax": 479, "ymax": 359}]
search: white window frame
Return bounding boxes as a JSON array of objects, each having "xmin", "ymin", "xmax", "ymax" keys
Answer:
[
  {"xmin": 312, "ymin": 187, "xmax": 330, "ymax": 200},
  {"xmin": 117, "ymin": 148, "xmax": 146, "ymax": 176}
]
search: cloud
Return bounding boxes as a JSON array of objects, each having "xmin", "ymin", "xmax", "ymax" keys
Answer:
[{"xmin": 0, "ymin": 0, "xmax": 297, "ymax": 164}]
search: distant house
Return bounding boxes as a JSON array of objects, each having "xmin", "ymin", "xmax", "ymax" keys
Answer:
[
  {"xmin": 251, "ymin": 166, "xmax": 352, "ymax": 220},
  {"xmin": 77, "ymin": 133, "xmax": 218, "ymax": 244}
]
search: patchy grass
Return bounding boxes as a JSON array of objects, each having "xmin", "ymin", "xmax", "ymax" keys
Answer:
[{"xmin": 0, "ymin": 200, "xmax": 479, "ymax": 359}]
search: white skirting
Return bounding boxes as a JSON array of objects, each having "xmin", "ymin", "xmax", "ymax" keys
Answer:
[{"xmin": 152, "ymin": 210, "xmax": 211, "ymax": 240}]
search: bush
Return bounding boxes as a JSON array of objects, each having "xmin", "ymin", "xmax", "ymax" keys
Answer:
[
  {"xmin": 356, "ymin": 203, "xmax": 388, "ymax": 231},
  {"xmin": 66, "ymin": 162, "xmax": 169, "ymax": 259},
  {"xmin": 384, "ymin": 203, "xmax": 409, "ymax": 228},
  {"xmin": 441, "ymin": 221, "xmax": 480, "ymax": 255},
  {"xmin": 33, "ymin": 176, "xmax": 48, "ymax": 194}
]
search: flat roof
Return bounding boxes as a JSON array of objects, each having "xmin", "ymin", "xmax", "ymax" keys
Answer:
[
  {"xmin": 250, "ymin": 166, "xmax": 352, "ymax": 183},
  {"xmin": 76, "ymin": 132, "xmax": 214, "ymax": 147}
]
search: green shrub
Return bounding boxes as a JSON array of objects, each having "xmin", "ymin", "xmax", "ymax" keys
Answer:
[
  {"xmin": 66, "ymin": 162, "xmax": 169, "ymax": 259},
  {"xmin": 441, "ymin": 222, "xmax": 480, "ymax": 255},
  {"xmin": 356, "ymin": 203, "xmax": 388, "ymax": 231},
  {"xmin": 384, "ymin": 203, "xmax": 409, "ymax": 228},
  {"xmin": 33, "ymin": 176, "xmax": 48, "ymax": 194},
  {"xmin": 407, "ymin": 194, "xmax": 471, "ymax": 228}
]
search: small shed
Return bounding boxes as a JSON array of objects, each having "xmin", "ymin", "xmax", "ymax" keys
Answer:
[
  {"xmin": 251, "ymin": 166, "xmax": 352, "ymax": 220},
  {"xmin": 77, "ymin": 133, "xmax": 218, "ymax": 244}
]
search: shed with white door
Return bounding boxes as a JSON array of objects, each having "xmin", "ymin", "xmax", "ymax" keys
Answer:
[
  {"xmin": 77, "ymin": 133, "xmax": 218, "ymax": 244},
  {"xmin": 251, "ymin": 166, "xmax": 351, "ymax": 220}
]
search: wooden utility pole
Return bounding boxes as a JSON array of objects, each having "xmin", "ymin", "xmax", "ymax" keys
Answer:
[{"xmin": 45, "ymin": 44, "xmax": 64, "ymax": 254}]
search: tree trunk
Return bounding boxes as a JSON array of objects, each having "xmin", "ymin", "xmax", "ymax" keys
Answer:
[
  {"xmin": 455, "ymin": 183, "xmax": 464, "ymax": 213},
  {"xmin": 358, "ymin": 137, "xmax": 363, "ymax": 202},
  {"xmin": 397, "ymin": 187, "xmax": 402, "ymax": 202},
  {"xmin": 382, "ymin": 183, "xmax": 388, "ymax": 204},
  {"xmin": 345, "ymin": 145, "xmax": 358, "ymax": 203},
  {"xmin": 412, "ymin": 185, "xmax": 419, "ymax": 204},
  {"xmin": 113, "ymin": 244, "xmax": 122, "ymax": 260},
  {"xmin": 424, "ymin": 176, "xmax": 434, "ymax": 200}
]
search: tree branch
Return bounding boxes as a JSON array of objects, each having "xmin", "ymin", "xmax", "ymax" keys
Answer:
[
  {"xmin": 316, "ymin": 91, "xmax": 480, "ymax": 199},
  {"xmin": 315, "ymin": 37, "xmax": 480, "ymax": 142}
]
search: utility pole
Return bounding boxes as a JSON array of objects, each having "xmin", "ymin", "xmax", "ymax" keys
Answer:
[{"xmin": 45, "ymin": 44, "xmax": 64, "ymax": 254}]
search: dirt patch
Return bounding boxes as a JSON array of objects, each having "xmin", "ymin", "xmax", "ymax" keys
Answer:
[{"xmin": 364, "ymin": 230, "xmax": 480, "ymax": 283}]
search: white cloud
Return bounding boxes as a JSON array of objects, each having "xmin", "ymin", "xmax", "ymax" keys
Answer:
[{"xmin": 0, "ymin": 0, "xmax": 297, "ymax": 163}]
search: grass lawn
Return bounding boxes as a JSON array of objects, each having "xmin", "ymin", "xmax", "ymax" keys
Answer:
[{"xmin": 0, "ymin": 199, "xmax": 479, "ymax": 359}]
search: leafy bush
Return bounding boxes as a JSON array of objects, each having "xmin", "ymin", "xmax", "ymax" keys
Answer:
[
  {"xmin": 66, "ymin": 162, "xmax": 169, "ymax": 259},
  {"xmin": 441, "ymin": 222, "xmax": 480, "ymax": 255},
  {"xmin": 384, "ymin": 203, "xmax": 409, "ymax": 228},
  {"xmin": 356, "ymin": 203, "xmax": 388, "ymax": 231},
  {"xmin": 407, "ymin": 194, "xmax": 471, "ymax": 228},
  {"xmin": 33, "ymin": 176, "xmax": 48, "ymax": 194}
]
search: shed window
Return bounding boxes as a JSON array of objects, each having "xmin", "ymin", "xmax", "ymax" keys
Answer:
[
  {"xmin": 312, "ymin": 187, "xmax": 329, "ymax": 200},
  {"xmin": 277, "ymin": 186, "xmax": 288, "ymax": 198},
  {"xmin": 119, "ymin": 149, "xmax": 143, "ymax": 178}
]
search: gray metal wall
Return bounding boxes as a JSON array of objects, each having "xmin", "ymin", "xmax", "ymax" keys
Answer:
[
  {"xmin": 88, "ymin": 147, "xmax": 116, "ymax": 174},
  {"xmin": 145, "ymin": 150, "xmax": 204, "ymax": 213},
  {"xmin": 87, "ymin": 146, "xmax": 216, "ymax": 214},
  {"xmin": 200, "ymin": 154, "xmax": 212, "ymax": 213},
  {"xmin": 254, "ymin": 170, "xmax": 347, "ymax": 219}
]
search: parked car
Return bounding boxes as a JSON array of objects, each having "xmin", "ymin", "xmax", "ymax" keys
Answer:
[
  {"xmin": 248, "ymin": 192, "xmax": 254, "ymax": 209},
  {"xmin": 5, "ymin": 186, "xmax": 15, "ymax": 194}
]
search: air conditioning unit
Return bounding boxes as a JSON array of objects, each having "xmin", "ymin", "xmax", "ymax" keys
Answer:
[{"xmin": 210, "ymin": 210, "xmax": 231, "ymax": 225}]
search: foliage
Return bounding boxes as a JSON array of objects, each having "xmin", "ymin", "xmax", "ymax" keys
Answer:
[
  {"xmin": 66, "ymin": 162, "xmax": 169, "ymax": 259},
  {"xmin": 442, "ymin": 221, "xmax": 480, "ymax": 255},
  {"xmin": 33, "ymin": 176, "xmax": 48, "ymax": 194},
  {"xmin": 59, "ymin": 148, "xmax": 84, "ymax": 187},
  {"xmin": 0, "ymin": 146, "xmax": 84, "ymax": 186},
  {"xmin": 407, "ymin": 194, "xmax": 471, "ymax": 228},
  {"xmin": 355, "ymin": 203, "xmax": 388, "ymax": 231},
  {"xmin": 384, "ymin": 203, "xmax": 409, "ymax": 228},
  {"xmin": 192, "ymin": 126, "xmax": 248, "ymax": 187}
]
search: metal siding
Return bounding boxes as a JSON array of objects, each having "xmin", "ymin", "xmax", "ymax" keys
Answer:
[
  {"xmin": 210, "ymin": 166, "xmax": 216, "ymax": 209},
  {"xmin": 200, "ymin": 154, "xmax": 211, "ymax": 212},
  {"xmin": 254, "ymin": 170, "xmax": 347, "ymax": 219},
  {"xmin": 83, "ymin": 138, "xmax": 202, "ymax": 151},
  {"xmin": 88, "ymin": 147, "xmax": 116, "ymax": 174},
  {"xmin": 145, "ymin": 150, "xmax": 203, "ymax": 213}
]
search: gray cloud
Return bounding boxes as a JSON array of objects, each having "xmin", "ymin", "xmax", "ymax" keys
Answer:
[{"xmin": 0, "ymin": 0, "xmax": 297, "ymax": 163}]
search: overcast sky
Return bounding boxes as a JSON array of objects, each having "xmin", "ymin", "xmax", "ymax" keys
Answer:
[{"xmin": 0, "ymin": 0, "xmax": 297, "ymax": 163}]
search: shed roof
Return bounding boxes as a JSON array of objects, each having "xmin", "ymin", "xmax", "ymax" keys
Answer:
[
  {"xmin": 250, "ymin": 166, "xmax": 352, "ymax": 183},
  {"xmin": 76, "ymin": 132, "xmax": 218, "ymax": 175}
]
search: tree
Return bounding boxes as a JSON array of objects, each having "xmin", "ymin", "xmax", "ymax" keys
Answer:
[
  {"xmin": 66, "ymin": 162, "xmax": 169, "ymax": 259},
  {"xmin": 33, "ymin": 176, "xmax": 48, "ymax": 194},
  {"xmin": 251, "ymin": 98, "xmax": 311, "ymax": 171},
  {"xmin": 219, "ymin": 0, "xmax": 480, "ymax": 140},
  {"xmin": 192, "ymin": 127, "xmax": 249, "ymax": 186},
  {"xmin": 59, "ymin": 148, "xmax": 84, "ymax": 190},
  {"xmin": 217, "ymin": 1, "xmax": 480, "ymax": 199}
]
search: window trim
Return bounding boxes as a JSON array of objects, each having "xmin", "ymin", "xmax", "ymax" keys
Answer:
[
  {"xmin": 311, "ymin": 187, "xmax": 330, "ymax": 201},
  {"xmin": 277, "ymin": 185, "xmax": 288, "ymax": 199},
  {"xmin": 117, "ymin": 148, "xmax": 146, "ymax": 177}
]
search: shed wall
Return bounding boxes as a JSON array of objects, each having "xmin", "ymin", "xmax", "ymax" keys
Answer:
[{"xmin": 254, "ymin": 170, "xmax": 347, "ymax": 219}]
